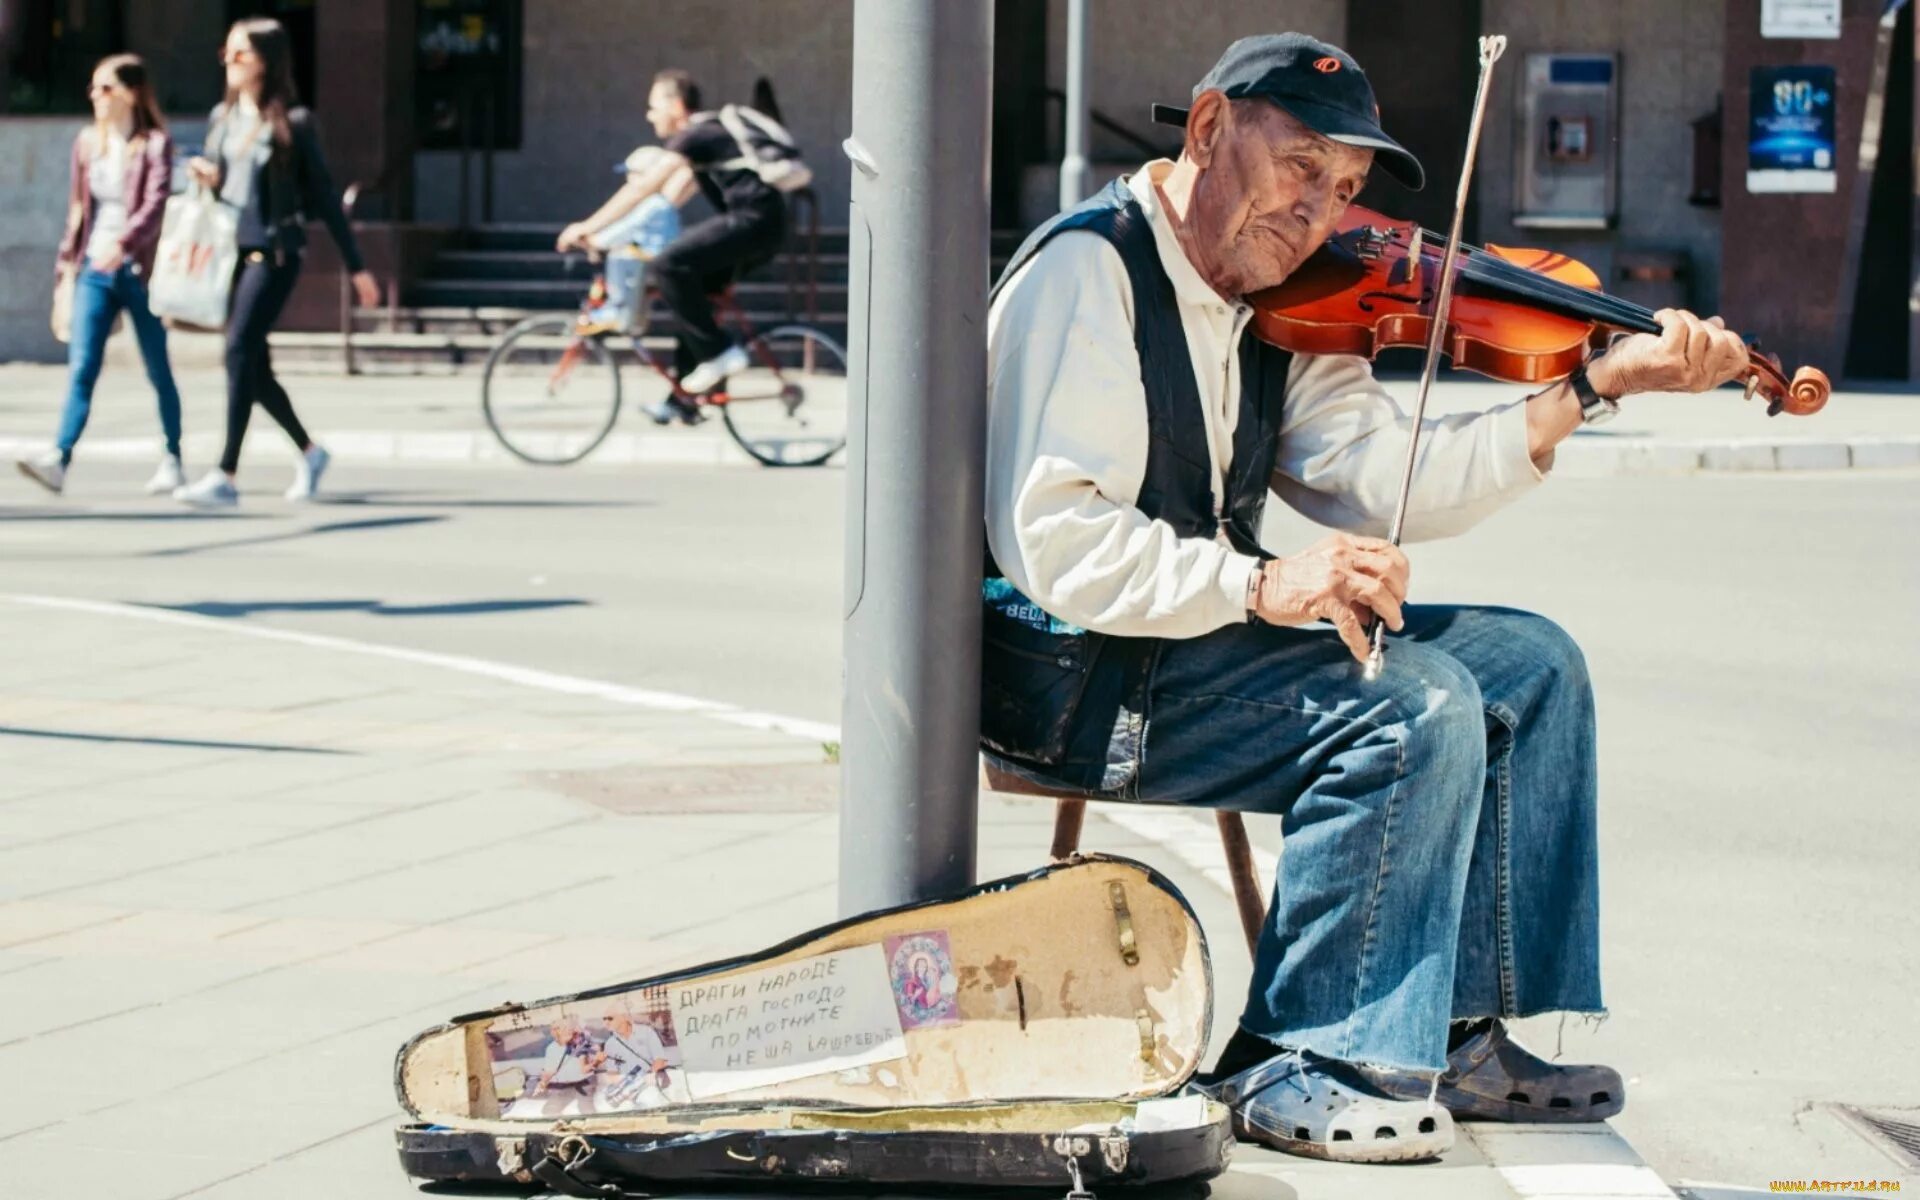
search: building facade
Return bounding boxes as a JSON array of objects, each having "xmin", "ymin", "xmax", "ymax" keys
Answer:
[{"xmin": 1, "ymin": 0, "xmax": 1910, "ymax": 379}]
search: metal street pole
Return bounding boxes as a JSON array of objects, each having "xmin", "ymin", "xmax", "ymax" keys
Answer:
[
  {"xmin": 838, "ymin": 0, "xmax": 993, "ymax": 916},
  {"xmin": 1060, "ymin": 0, "xmax": 1091, "ymax": 211}
]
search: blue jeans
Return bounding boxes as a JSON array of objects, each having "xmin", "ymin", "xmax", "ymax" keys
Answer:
[
  {"xmin": 1137, "ymin": 605, "xmax": 1603, "ymax": 1074},
  {"xmin": 57, "ymin": 264, "xmax": 182, "ymax": 461}
]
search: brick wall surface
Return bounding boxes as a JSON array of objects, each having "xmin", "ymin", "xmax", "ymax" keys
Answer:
[{"xmin": 1477, "ymin": 0, "xmax": 1728, "ymax": 314}]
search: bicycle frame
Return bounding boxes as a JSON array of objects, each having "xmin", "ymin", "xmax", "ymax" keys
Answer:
[
  {"xmin": 546, "ymin": 255, "xmax": 803, "ymax": 410},
  {"xmin": 623, "ymin": 289, "xmax": 793, "ymax": 408}
]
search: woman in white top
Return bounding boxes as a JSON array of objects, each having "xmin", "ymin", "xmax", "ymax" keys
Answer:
[{"xmin": 17, "ymin": 54, "xmax": 183, "ymax": 497}]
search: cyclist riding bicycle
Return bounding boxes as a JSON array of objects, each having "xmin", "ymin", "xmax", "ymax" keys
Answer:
[{"xmin": 557, "ymin": 69, "xmax": 805, "ymax": 425}]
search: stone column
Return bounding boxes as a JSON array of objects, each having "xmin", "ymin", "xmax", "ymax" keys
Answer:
[
  {"xmin": 312, "ymin": 0, "xmax": 416, "ymax": 219},
  {"xmin": 1720, "ymin": 0, "xmax": 1883, "ymax": 376}
]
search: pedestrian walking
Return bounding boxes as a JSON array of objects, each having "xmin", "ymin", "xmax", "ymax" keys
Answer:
[
  {"xmin": 173, "ymin": 17, "xmax": 380, "ymax": 508},
  {"xmin": 16, "ymin": 54, "xmax": 183, "ymax": 497}
]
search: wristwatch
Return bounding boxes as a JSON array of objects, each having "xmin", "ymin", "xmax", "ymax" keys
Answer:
[{"xmin": 1568, "ymin": 360, "xmax": 1619, "ymax": 426}]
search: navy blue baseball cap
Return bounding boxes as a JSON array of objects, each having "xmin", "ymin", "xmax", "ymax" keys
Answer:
[{"xmin": 1152, "ymin": 33, "xmax": 1425, "ymax": 190}]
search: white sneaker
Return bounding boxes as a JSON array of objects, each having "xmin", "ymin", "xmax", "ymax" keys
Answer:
[
  {"xmin": 285, "ymin": 444, "xmax": 330, "ymax": 501},
  {"xmin": 144, "ymin": 455, "xmax": 185, "ymax": 495},
  {"xmin": 15, "ymin": 451, "xmax": 66, "ymax": 495},
  {"xmin": 678, "ymin": 343, "xmax": 752, "ymax": 394},
  {"xmin": 174, "ymin": 470, "xmax": 238, "ymax": 508}
]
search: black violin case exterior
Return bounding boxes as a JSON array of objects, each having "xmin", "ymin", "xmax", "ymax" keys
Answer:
[{"xmin": 392, "ymin": 856, "xmax": 1230, "ymax": 1195}]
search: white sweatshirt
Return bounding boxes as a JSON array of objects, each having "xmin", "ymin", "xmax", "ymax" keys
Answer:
[{"xmin": 984, "ymin": 161, "xmax": 1547, "ymax": 640}]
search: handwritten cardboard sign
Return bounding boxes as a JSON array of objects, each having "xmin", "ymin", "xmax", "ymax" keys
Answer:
[{"xmin": 671, "ymin": 944, "xmax": 905, "ymax": 1098}]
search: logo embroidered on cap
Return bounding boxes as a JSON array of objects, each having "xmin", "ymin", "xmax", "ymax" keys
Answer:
[{"xmin": 1314, "ymin": 56, "xmax": 1342, "ymax": 73}]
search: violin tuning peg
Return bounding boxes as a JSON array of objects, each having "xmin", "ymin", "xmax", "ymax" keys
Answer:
[{"xmin": 1744, "ymin": 372, "xmax": 1760, "ymax": 400}]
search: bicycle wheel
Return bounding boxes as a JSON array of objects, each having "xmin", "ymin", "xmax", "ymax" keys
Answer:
[
  {"xmin": 482, "ymin": 314, "xmax": 622, "ymax": 465},
  {"xmin": 718, "ymin": 325, "xmax": 849, "ymax": 468}
]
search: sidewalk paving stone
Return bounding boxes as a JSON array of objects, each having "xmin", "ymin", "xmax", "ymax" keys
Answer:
[{"xmin": 0, "ymin": 592, "xmax": 1692, "ymax": 1199}]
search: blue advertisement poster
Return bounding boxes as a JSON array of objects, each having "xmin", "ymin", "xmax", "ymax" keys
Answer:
[{"xmin": 1747, "ymin": 65, "xmax": 1838, "ymax": 193}]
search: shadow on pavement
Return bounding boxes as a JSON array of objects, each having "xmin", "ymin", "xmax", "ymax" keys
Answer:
[
  {"xmin": 142, "ymin": 513, "xmax": 448, "ymax": 558},
  {"xmin": 319, "ymin": 490, "xmax": 649, "ymax": 510},
  {"xmin": 154, "ymin": 598, "xmax": 592, "ymax": 618},
  {"xmin": 0, "ymin": 725, "xmax": 351, "ymax": 755},
  {"xmin": 0, "ymin": 508, "xmax": 265, "ymax": 522}
]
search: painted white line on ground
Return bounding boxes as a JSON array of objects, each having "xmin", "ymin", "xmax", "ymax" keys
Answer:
[
  {"xmin": 4, "ymin": 593, "xmax": 1247, "ymax": 900},
  {"xmin": 7, "ymin": 596, "xmax": 1684, "ymax": 1199},
  {"xmin": 0, "ymin": 432, "xmax": 765, "ymax": 469},
  {"xmin": 1469, "ymin": 1125, "xmax": 1678, "ymax": 1198},
  {"xmin": 2, "ymin": 593, "xmax": 840, "ymax": 743}
]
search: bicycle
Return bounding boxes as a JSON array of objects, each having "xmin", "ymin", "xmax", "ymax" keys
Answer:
[{"xmin": 481, "ymin": 250, "xmax": 847, "ymax": 468}]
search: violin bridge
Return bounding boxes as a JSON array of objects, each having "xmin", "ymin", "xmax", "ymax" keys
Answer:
[{"xmin": 1391, "ymin": 226, "xmax": 1424, "ymax": 288}]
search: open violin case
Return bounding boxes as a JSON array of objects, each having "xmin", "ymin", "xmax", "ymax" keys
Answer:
[{"xmin": 393, "ymin": 855, "xmax": 1231, "ymax": 1196}]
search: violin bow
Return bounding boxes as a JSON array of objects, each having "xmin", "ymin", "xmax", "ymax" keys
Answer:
[{"xmin": 1365, "ymin": 33, "xmax": 1508, "ymax": 682}]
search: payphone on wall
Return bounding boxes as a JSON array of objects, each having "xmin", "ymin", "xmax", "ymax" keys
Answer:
[{"xmin": 1514, "ymin": 53, "xmax": 1619, "ymax": 228}]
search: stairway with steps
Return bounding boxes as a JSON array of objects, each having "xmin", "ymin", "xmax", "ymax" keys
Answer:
[{"xmin": 270, "ymin": 223, "xmax": 1029, "ymax": 373}]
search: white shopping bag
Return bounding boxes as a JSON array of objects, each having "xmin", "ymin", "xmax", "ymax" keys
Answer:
[{"xmin": 148, "ymin": 187, "xmax": 238, "ymax": 330}]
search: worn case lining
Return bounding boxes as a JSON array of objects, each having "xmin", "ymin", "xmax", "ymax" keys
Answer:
[{"xmin": 396, "ymin": 856, "xmax": 1213, "ymax": 1129}]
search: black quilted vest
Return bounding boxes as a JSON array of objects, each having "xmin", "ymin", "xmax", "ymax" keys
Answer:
[{"xmin": 981, "ymin": 178, "xmax": 1292, "ymax": 794}]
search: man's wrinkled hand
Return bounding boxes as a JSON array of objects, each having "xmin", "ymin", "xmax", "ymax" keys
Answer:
[
  {"xmin": 1251, "ymin": 533, "xmax": 1409, "ymax": 663},
  {"xmin": 1586, "ymin": 309, "xmax": 1749, "ymax": 399}
]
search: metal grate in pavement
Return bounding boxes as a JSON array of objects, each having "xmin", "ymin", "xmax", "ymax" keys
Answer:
[
  {"xmin": 534, "ymin": 761, "xmax": 839, "ymax": 814},
  {"xmin": 1829, "ymin": 1104, "xmax": 1920, "ymax": 1170}
]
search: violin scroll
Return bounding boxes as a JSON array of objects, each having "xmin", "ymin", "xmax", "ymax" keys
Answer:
[{"xmin": 1743, "ymin": 350, "xmax": 1829, "ymax": 417}]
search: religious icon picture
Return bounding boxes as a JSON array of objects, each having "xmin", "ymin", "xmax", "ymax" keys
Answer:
[{"xmin": 885, "ymin": 931, "xmax": 961, "ymax": 1030}]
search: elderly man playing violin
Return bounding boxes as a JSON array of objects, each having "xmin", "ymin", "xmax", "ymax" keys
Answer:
[{"xmin": 981, "ymin": 33, "xmax": 1749, "ymax": 1164}]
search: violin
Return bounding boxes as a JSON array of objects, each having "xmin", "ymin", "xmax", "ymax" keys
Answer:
[{"xmin": 1246, "ymin": 204, "xmax": 1831, "ymax": 417}]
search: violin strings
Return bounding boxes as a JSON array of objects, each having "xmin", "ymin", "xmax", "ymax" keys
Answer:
[
  {"xmin": 1450, "ymin": 247, "xmax": 1629, "ymax": 314},
  {"xmin": 1458, "ymin": 261, "xmax": 1661, "ymax": 333},
  {"xmin": 1467, "ymin": 262, "xmax": 1659, "ymax": 331},
  {"xmin": 1456, "ymin": 252, "xmax": 1662, "ymax": 332},
  {"xmin": 1458, "ymin": 252, "xmax": 1653, "ymax": 324}
]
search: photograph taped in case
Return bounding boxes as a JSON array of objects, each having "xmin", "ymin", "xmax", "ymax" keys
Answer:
[{"xmin": 486, "ymin": 986, "xmax": 691, "ymax": 1118}]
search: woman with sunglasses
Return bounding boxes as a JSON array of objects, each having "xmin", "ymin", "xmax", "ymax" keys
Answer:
[
  {"xmin": 174, "ymin": 17, "xmax": 380, "ymax": 507},
  {"xmin": 17, "ymin": 54, "xmax": 184, "ymax": 497}
]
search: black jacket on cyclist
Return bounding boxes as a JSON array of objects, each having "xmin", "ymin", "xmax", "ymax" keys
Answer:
[
  {"xmin": 665, "ymin": 116, "xmax": 786, "ymax": 225},
  {"xmin": 654, "ymin": 114, "xmax": 788, "ymax": 372}
]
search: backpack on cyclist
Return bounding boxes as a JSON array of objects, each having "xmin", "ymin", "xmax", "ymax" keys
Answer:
[{"xmin": 712, "ymin": 103, "xmax": 814, "ymax": 194}]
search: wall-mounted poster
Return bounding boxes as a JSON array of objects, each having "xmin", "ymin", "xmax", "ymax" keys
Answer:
[
  {"xmin": 1762, "ymin": 0, "xmax": 1842, "ymax": 38},
  {"xmin": 416, "ymin": 0, "xmax": 524, "ymax": 150},
  {"xmin": 1747, "ymin": 65, "xmax": 1838, "ymax": 193}
]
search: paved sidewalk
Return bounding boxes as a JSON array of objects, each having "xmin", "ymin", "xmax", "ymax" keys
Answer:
[
  {"xmin": 0, "ymin": 594, "xmax": 1683, "ymax": 1200},
  {"xmin": 2, "ymin": 348, "xmax": 1917, "ymax": 475}
]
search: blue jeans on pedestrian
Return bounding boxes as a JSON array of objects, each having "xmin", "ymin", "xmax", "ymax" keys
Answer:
[
  {"xmin": 1137, "ymin": 605, "xmax": 1603, "ymax": 1074},
  {"xmin": 57, "ymin": 263, "xmax": 182, "ymax": 462}
]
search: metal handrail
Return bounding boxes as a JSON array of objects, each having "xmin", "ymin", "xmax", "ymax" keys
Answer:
[
  {"xmin": 784, "ymin": 187, "xmax": 822, "ymax": 325},
  {"xmin": 1042, "ymin": 87, "xmax": 1175, "ymax": 159}
]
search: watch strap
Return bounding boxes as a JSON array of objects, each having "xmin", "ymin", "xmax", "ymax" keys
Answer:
[{"xmin": 1569, "ymin": 361, "xmax": 1619, "ymax": 424}]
